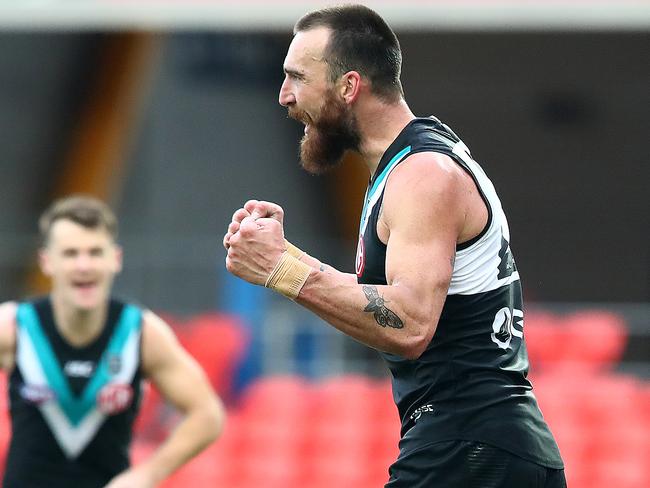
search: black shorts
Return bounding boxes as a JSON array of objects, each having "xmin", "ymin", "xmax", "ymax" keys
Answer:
[{"xmin": 385, "ymin": 439, "xmax": 566, "ymax": 488}]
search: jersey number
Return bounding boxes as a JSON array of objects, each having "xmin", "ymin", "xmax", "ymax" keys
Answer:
[{"xmin": 491, "ymin": 307, "xmax": 523, "ymax": 350}]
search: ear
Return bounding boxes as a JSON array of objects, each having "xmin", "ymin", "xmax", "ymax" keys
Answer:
[
  {"xmin": 113, "ymin": 245, "xmax": 123, "ymax": 274},
  {"xmin": 38, "ymin": 248, "xmax": 52, "ymax": 277},
  {"xmin": 340, "ymin": 71, "xmax": 362, "ymax": 104}
]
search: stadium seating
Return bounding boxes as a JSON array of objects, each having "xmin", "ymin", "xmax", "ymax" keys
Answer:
[
  {"xmin": 525, "ymin": 310, "xmax": 627, "ymax": 372},
  {"xmin": 171, "ymin": 312, "xmax": 249, "ymax": 402},
  {"xmin": 1, "ymin": 309, "xmax": 648, "ymax": 488}
]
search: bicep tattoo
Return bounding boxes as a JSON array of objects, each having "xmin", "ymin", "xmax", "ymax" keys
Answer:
[{"xmin": 362, "ymin": 285, "xmax": 404, "ymax": 329}]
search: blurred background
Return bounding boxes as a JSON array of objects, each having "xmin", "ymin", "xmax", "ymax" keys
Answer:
[{"xmin": 0, "ymin": 0, "xmax": 648, "ymax": 487}]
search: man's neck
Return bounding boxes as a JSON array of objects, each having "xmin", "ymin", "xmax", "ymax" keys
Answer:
[
  {"xmin": 356, "ymin": 98, "xmax": 415, "ymax": 177},
  {"xmin": 50, "ymin": 293, "xmax": 107, "ymax": 347}
]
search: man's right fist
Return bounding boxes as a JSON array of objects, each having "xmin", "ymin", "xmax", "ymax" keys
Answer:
[{"xmin": 244, "ymin": 200, "xmax": 285, "ymax": 224}]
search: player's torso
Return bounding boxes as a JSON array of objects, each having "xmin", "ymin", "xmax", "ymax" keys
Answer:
[
  {"xmin": 356, "ymin": 117, "xmax": 563, "ymax": 468},
  {"xmin": 4, "ymin": 297, "xmax": 143, "ymax": 488}
]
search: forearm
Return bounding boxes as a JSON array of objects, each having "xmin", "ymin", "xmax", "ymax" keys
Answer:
[
  {"xmin": 296, "ymin": 267, "xmax": 440, "ymax": 359},
  {"xmin": 286, "ymin": 244, "xmax": 358, "ymax": 286},
  {"xmin": 137, "ymin": 400, "xmax": 224, "ymax": 484}
]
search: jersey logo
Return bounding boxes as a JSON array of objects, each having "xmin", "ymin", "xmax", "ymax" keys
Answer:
[
  {"xmin": 355, "ymin": 235, "xmax": 365, "ymax": 277},
  {"xmin": 497, "ymin": 236, "xmax": 517, "ymax": 280},
  {"xmin": 19, "ymin": 383, "xmax": 55, "ymax": 404},
  {"xmin": 410, "ymin": 404, "xmax": 434, "ymax": 422},
  {"xmin": 491, "ymin": 307, "xmax": 524, "ymax": 349},
  {"xmin": 97, "ymin": 384, "xmax": 134, "ymax": 415},
  {"xmin": 64, "ymin": 360, "xmax": 95, "ymax": 378}
]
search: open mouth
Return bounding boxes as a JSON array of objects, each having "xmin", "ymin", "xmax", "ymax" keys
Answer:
[{"xmin": 72, "ymin": 280, "xmax": 97, "ymax": 290}]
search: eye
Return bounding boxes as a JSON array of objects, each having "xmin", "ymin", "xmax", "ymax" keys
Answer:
[
  {"xmin": 62, "ymin": 249, "xmax": 77, "ymax": 258},
  {"xmin": 285, "ymin": 70, "xmax": 305, "ymax": 82},
  {"xmin": 90, "ymin": 248, "xmax": 104, "ymax": 257}
]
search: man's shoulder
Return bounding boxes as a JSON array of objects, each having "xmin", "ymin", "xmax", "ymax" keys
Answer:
[
  {"xmin": 387, "ymin": 151, "xmax": 467, "ymax": 199},
  {"xmin": 0, "ymin": 301, "xmax": 18, "ymax": 363},
  {"xmin": 139, "ymin": 310, "xmax": 177, "ymax": 352},
  {"xmin": 0, "ymin": 301, "xmax": 18, "ymax": 324},
  {"xmin": 381, "ymin": 151, "xmax": 471, "ymax": 238}
]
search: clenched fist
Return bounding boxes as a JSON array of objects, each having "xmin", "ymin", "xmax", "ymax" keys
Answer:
[{"xmin": 224, "ymin": 200, "xmax": 287, "ymax": 286}]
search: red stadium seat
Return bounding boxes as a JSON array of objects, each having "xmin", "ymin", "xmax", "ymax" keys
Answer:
[
  {"xmin": 175, "ymin": 313, "xmax": 249, "ymax": 402},
  {"xmin": 525, "ymin": 310, "xmax": 627, "ymax": 373},
  {"xmin": 524, "ymin": 311, "xmax": 566, "ymax": 370},
  {"xmin": 561, "ymin": 311, "xmax": 627, "ymax": 372},
  {"xmin": 302, "ymin": 376, "xmax": 399, "ymax": 487},
  {"xmin": 592, "ymin": 459, "xmax": 649, "ymax": 488},
  {"xmin": 533, "ymin": 369, "xmax": 650, "ymax": 488},
  {"xmin": 237, "ymin": 375, "xmax": 313, "ymax": 417}
]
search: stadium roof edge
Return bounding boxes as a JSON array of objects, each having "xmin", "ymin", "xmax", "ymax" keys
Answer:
[{"xmin": 0, "ymin": 1, "xmax": 649, "ymax": 32}]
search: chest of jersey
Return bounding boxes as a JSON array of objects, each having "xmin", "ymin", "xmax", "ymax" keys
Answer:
[{"xmin": 12, "ymin": 300, "xmax": 142, "ymax": 459}]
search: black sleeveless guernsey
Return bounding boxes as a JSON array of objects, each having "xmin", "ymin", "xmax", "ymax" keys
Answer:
[
  {"xmin": 4, "ymin": 297, "xmax": 143, "ymax": 487},
  {"xmin": 355, "ymin": 117, "xmax": 563, "ymax": 469}
]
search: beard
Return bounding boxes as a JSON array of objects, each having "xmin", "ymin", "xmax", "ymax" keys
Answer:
[{"xmin": 288, "ymin": 90, "xmax": 361, "ymax": 174}]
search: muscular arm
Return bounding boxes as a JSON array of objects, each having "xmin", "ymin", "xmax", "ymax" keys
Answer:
[
  {"xmin": 295, "ymin": 153, "xmax": 464, "ymax": 358},
  {"xmin": 226, "ymin": 154, "xmax": 469, "ymax": 359},
  {"xmin": 107, "ymin": 312, "xmax": 224, "ymax": 487}
]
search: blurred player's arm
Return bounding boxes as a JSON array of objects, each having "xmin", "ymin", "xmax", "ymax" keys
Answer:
[
  {"xmin": 0, "ymin": 302, "xmax": 17, "ymax": 371},
  {"xmin": 105, "ymin": 311, "xmax": 224, "ymax": 488}
]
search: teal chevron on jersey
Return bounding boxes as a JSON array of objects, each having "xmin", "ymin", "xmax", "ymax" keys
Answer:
[
  {"xmin": 359, "ymin": 145, "xmax": 411, "ymax": 235},
  {"xmin": 368, "ymin": 145, "xmax": 412, "ymax": 199},
  {"xmin": 15, "ymin": 302, "xmax": 141, "ymax": 426}
]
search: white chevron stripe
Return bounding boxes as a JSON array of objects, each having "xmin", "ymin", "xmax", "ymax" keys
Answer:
[{"xmin": 16, "ymin": 319, "xmax": 141, "ymax": 459}]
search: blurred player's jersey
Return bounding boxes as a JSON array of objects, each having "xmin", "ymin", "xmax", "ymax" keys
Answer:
[
  {"xmin": 4, "ymin": 297, "xmax": 143, "ymax": 488},
  {"xmin": 356, "ymin": 117, "xmax": 563, "ymax": 468}
]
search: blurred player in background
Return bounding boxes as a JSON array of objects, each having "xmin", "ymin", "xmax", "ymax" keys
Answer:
[
  {"xmin": 0, "ymin": 195, "xmax": 224, "ymax": 488},
  {"xmin": 224, "ymin": 4, "xmax": 565, "ymax": 487}
]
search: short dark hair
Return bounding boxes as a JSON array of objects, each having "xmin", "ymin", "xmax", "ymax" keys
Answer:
[
  {"xmin": 39, "ymin": 195, "xmax": 118, "ymax": 244},
  {"xmin": 295, "ymin": 4, "xmax": 403, "ymax": 102}
]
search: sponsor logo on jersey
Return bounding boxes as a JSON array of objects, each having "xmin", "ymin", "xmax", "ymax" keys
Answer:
[
  {"xmin": 355, "ymin": 235, "xmax": 365, "ymax": 277},
  {"xmin": 107, "ymin": 353, "xmax": 122, "ymax": 375},
  {"xmin": 410, "ymin": 404, "xmax": 435, "ymax": 422},
  {"xmin": 97, "ymin": 384, "xmax": 134, "ymax": 415},
  {"xmin": 497, "ymin": 236, "xmax": 517, "ymax": 280},
  {"xmin": 19, "ymin": 383, "xmax": 55, "ymax": 404},
  {"xmin": 63, "ymin": 360, "xmax": 95, "ymax": 378}
]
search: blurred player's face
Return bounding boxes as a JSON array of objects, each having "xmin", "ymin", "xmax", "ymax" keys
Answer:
[
  {"xmin": 39, "ymin": 219, "xmax": 122, "ymax": 312},
  {"xmin": 279, "ymin": 27, "xmax": 360, "ymax": 174}
]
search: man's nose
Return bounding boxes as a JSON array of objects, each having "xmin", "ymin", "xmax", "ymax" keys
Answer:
[
  {"xmin": 75, "ymin": 254, "xmax": 93, "ymax": 270},
  {"xmin": 279, "ymin": 78, "xmax": 295, "ymax": 107}
]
